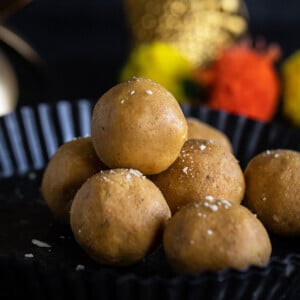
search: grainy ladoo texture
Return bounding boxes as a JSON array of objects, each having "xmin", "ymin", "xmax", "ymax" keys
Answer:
[
  {"xmin": 163, "ymin": 197, "xmax": 271, "ymax": 274},
  {"xmin": 70, "ymin": 169, "xmax": 171, "ymax": 266},
  {"xmin": 91, "ymin": 77, "xmax": 188, "ymax": 175},
  {"xmin": 244, "ymin": 149, "xmax": 300, "ymax": 235},
  {"xmin": 41, "ymin": 137, "xmax": 106, "ymax": 223},
  {"xmin": 151, "ymin": 139, "xmax": 245, "ymax": 214},
  {"xmin": 186, "ymin": 117, "xmax": 232, "ymax": 152}
]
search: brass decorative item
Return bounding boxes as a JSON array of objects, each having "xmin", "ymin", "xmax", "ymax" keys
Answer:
[
  {"xmin": 0, "ymin": 0, "xmax": 44, "ymax": 116},
  {"xmin": 124, "ymin": 0, "xmax": 248, "ymax": 67},
  {"xmin": 0, "ymin": 49, "xmax": 18, "ymax": 116},
  {"xmin": 0, "ymin": 25, "xmax": 43, "ymax": 116}
]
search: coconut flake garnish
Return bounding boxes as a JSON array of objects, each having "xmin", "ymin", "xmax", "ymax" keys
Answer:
[
  {"xmin": 76, "ymin": 264, "xmax": 85, "ymax": 271},
  {"xmin": 146, "ymin": 89, "xmax": 153, "ymax": 95},
  {"xmin": 32, "ymin": 239, "xmax": 51, "ymax": 248},
  {"xmin": 24, "ymin": 253, "xmax": 34, "ymax": 258},
  {"xmin": 205, "ymin": 195, "xmax": 214, "ymax": 201},
  {"xmin": 182, "ymin": 167, "xmax": 189, "ymax": 174},
  {"xmin": 129, "ymin": 169, "xmax": 143, "ymax": 177}
]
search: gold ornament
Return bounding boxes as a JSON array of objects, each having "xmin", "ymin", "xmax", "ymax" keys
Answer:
[{"xmin": 124, "ymin": 0, "xmax": 248, "ymax": 67}]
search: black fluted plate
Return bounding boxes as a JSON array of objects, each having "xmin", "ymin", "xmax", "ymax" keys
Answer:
[{"xmin": 1, "ymin": 100, "xmax": 300, "ymax": 300}]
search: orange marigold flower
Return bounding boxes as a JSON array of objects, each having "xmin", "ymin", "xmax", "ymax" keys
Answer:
[{"xmin": 193, "ymin": 44, "xmax": 280, "ymax": 122}]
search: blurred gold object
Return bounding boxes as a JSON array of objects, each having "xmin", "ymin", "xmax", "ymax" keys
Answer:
[{"xmin": 124, "ymin": 0, "xmax": 248, "ymax": 66}]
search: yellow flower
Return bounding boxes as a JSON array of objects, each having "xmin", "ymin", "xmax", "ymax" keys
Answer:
[
  {"xmin": 120, "ymin": 41, "xmax": 192, "ymax": 103},
  {"xmin": 281, "ymin": 50, "xmax": 300, "ymax": 125}
]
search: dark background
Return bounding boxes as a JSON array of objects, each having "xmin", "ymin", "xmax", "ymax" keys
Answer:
[{"xmin": 2, "ymin": 0, "xmax": 300, "ymax": 107}]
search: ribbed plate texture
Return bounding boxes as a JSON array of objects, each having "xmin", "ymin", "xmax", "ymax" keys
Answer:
[{"xmin": 1, "ymin": 100, "xmax": 300, "ymax": 300}]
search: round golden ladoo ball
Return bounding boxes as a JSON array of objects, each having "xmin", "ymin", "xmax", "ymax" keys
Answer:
[
  {"xmin": 186, "ymin": 117, "xmax": 232, "ymax": 152},
  {"xmin": 70, "ymin": 169, "xmax": 171, "ymax": 266},
  {"xmin": 163, "ymin": 197, "xmax": 271, "ymax": 274},
  {"xmin": 91, "ymin": 77, "xmax": 188, "ymax": 175},
  {"xmin": 151, "ymin": 139, "xmax": 245, "ymax": 214},
  {"xmin": 41, "ymin": 137, "xmax": 106, "ymax": 223},
  {"xmin": 244, "ymin": 149, "xmax": 300, "ymax": 236}
]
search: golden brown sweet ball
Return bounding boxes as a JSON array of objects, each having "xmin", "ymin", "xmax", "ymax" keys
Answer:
[
  {"xmin": 186, "ymin": 117, "xmax": 232, "ymax": 152},
  {"xmin": 70, "ymin": 169, "xmax": 171, "ymax": 266},
  {"xmin": 163, "ymin": 197, "xmax": 271, "ymax": 274},
  {"xmin": 41, "ymin": 137, "xmax": 106, "ymax": 223},
  {"xmin": 244, "ymin": 149, "xmax": 300, "ymax": 236},
  {"xmin": 91, "ymin": 77, "xmax": 188, "ymax": 175},
  {"xmin": 151, "ymin": 139, "xmax": 245, "ymax": 214}
]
